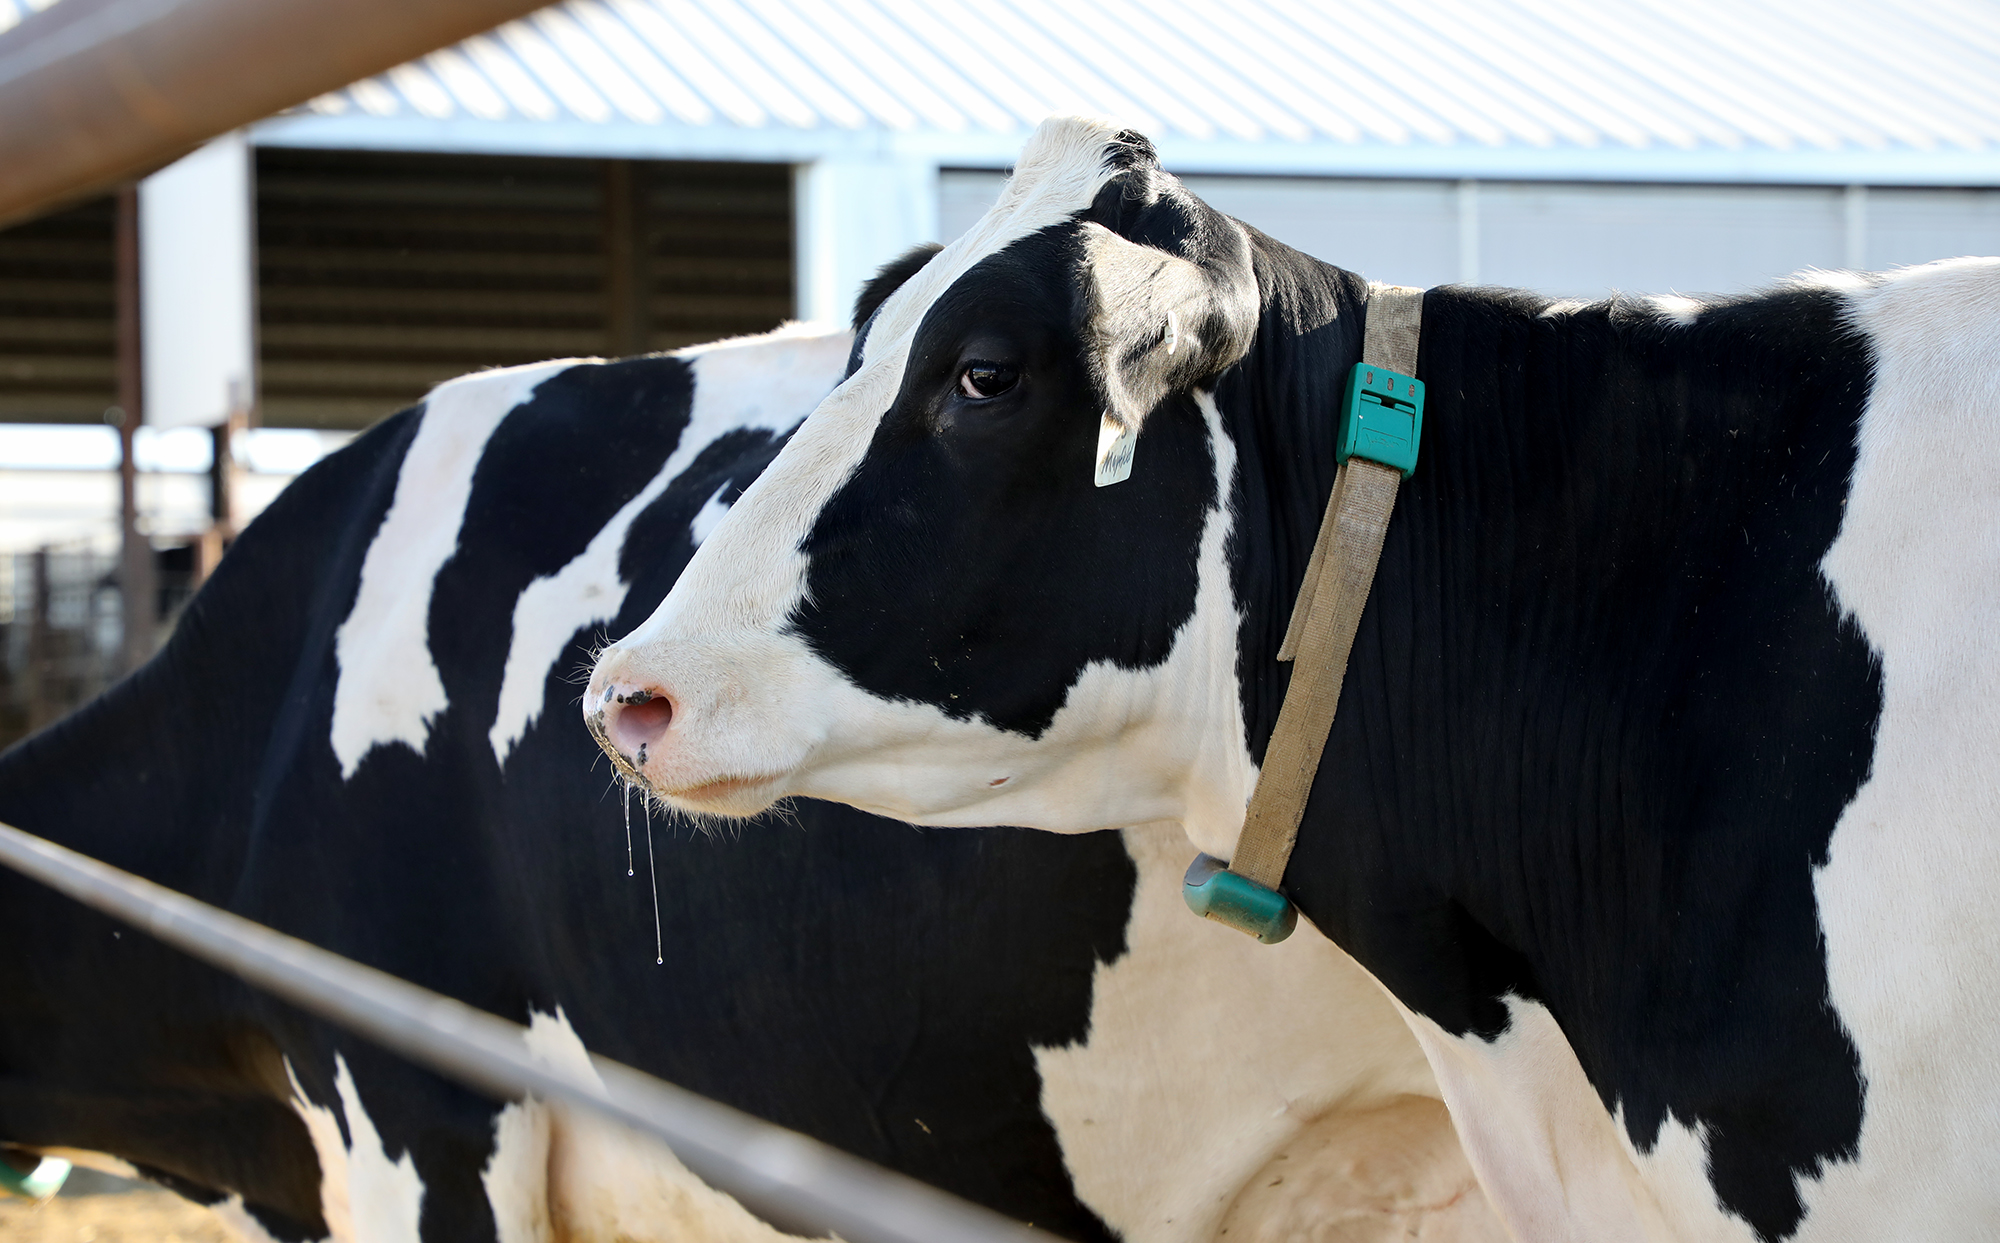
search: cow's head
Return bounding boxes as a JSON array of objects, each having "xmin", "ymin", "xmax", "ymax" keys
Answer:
[{"xmin": 587, "ymin": 117, "xmax": 1269, "ymax": 852}]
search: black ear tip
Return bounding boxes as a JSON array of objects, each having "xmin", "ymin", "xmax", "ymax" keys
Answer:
[
  {"xmin": 851, "ymin": 242, "xmax": 945, "ymax": 332},
  {"xmin": 1104, "ymin": 130, "xmax": 1160, "ymax": 172}
]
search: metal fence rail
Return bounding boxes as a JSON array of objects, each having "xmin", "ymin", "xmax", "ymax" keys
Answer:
[{"xmin": 0, "ymin": 819, "xmax": 1067, "ymax": 1243}]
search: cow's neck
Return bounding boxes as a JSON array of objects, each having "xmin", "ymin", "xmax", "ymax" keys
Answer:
[
  {"xmin": 1216, "ymin": 265, "xmax": 1888, "ymax": 1239},
  {"xmin": 1213, "ymin": 244, "xmax": 1374, "ymax": 756},
  {"xmin": 1218, "ymin": 260, "xmax": 1880, "ymax": 1210}
]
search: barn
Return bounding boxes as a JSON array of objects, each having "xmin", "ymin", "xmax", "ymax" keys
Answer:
[{"xmin": 2, "ymin": 0, "xmax": 1999, "ymax": 748}]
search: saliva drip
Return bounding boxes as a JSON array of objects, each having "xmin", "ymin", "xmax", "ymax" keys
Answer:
[
  {"xmin": 622, "ymin": 781, "xmax": 634, "ymax": 876},
  {"xmin": 643, "ymin": 796, "xmax": 663, "ymax": 965}
]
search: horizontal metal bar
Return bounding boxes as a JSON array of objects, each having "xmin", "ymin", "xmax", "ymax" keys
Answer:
[
  {"xmin": 0, "ymin": 0, "xmax": 562, "ymax": 228},
  {"xmin": 0, "ymin": 819, "xmax": 1066, "ymax": 1243}
]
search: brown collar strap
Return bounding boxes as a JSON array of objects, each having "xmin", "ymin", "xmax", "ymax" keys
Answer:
[{"xmin": 1184, "ymin": 283, "xmax": 1426, "ymax": 943}]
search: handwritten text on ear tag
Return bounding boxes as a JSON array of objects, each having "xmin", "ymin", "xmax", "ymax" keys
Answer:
[{"xmin": 1095, "ymin": 413, "xmax": 1136, "ymax": 487}]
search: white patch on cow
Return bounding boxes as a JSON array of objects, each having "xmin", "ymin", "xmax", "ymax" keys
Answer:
[
  {"xmin": 1787, "ymin": 267, "xmax": 1881, "ymax": 296},
  {"xmin": 1038, "ymin": 824, "xmax": 1504, "ymax": 1243},
  {"xmin": 688, "ymin": 481, "xmax": 734, "ymax": 547},
  {"xmin": 1399, "ymin": 997, "xmax": 1698, "ymax": 1243},
  {"xmin": 288, "ymin": 1056, "xmax": 426, "ymax": 1243},
  {"xmin": 487, "ymin": 326, "xmax": 850, "ymax": 767},
  {"xmin": 1648, "ymin": 294, "xmax": 1703, "ymax": 325},
  {"xmin": 331, "ymin": 360, "xmax": 574, "ymax": 778},
  {"xmin": 1796, "ymin": 254, "xmax": 2000, "ymax": 1236},
  {"xmin": 481, "ymin": 1009, "xmax": 817, "ymax": 1243}
]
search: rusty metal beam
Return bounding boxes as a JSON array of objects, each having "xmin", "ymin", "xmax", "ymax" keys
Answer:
[{"xmin": 0, "ymin": 0, "xmax": 554, "ymax": 228}]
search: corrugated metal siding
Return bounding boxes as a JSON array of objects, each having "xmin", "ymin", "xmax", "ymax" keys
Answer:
[
  {"xmin": 255, "ymin": 149, "xmax": 792, "ymax": 428},
  {"xmin": 0, "ymin": 198, "xmax": 114, "ymax": 423},
  {"xmin": 290, "ymin": 0, "xmax": 2000, "ymax": 158}
]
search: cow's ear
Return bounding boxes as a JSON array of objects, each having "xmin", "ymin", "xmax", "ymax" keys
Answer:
[
  {"xmin": 853, "ymin": 242, "xmax": 943, "ymax": 332},
  {"xmin": 1077, "ymin": 176, "xmax": 1259, "ymax": 437}
]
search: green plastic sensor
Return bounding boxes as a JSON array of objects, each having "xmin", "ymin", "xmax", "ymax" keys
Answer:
[
  {"xmin": 0, "ymin": 1151, "xmax": 70, "ymax": 1200},
  {"xmin": 1338, "ymin": 363, "xmax": 1425, "ymax": 477},
  {"xmin": 1182, "ymin": 852, "xmax": 1298, "ymax": 944}
]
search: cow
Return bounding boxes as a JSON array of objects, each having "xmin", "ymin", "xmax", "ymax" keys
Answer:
[
  {"xmin": 587, "ymin": 113, "xmax": 2000, "ymax": 1242},
  {"xmin": 0, "ymin": 293, "xmax": 1499, "ymax": 1237}
]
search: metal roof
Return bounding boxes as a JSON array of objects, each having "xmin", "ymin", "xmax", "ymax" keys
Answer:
[{"xmin": 125, "ymin": 0, "xmax": 2000, "ymax": 182}]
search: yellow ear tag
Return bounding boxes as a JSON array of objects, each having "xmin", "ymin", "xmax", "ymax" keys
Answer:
[{"xmin": 1095, "ymin": 413, "xmax": 1136, "ymax": 487}]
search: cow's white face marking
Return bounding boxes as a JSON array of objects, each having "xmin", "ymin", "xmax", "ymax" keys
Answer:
[
  {"xmin": 488, "ymin": 326, "xmax": 851, "ymax": 766},
  {"xmin": 288, "ymin": 1056, "xmax": 425, "ymax": 1243},
  {"xmin": 688, "ymin": 482, "xmax": 734, "ymax": 547},
  {"xmin": 1041, "ymin": 824, "xmax": 1504, "ymax": 1242},
  {"xmin": 600, "ymin": 368, "xmax": 1258, "ymax": 850},
  {"xmin": 332, "ymin": 360, "xmax": 570, "ymax": 778},
  {"xmin": 482, "ymin": 1010, "xmax": 811, "ymax": 1243}
]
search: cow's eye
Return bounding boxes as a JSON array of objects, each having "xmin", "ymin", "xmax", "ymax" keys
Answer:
[{"xmin": 958, "ymin": 361, "xmax": 1019, "ymax": 399}]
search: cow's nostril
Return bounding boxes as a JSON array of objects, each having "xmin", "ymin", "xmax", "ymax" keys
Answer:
[{"xmin": 605, "ymin": 691, "xmax": 674, "ymax": 762}]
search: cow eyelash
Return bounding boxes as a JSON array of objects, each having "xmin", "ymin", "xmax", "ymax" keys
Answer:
[{"xmin": 958, "ymin": 362, "xmax": 1020, "ymax": 400}]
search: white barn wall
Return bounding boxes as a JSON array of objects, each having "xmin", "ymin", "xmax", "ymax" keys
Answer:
[
  {"xmin": 1184, "ymin": 177, "xmax": 1466, "ymax": 290},
  {"xmin": 938, "ymin": 171, "xmax": 2000, "ymax": 300},
  {"xmin": 1474, "ymin": 181, "xmax": 1847, "ymax": 296},
  {"xmin": 1869, "ymin": 189, "xmax": 2000, "ymax": 270},
  {"xmin": 796, "ymin": 155, "xmax": 939, "ymax": 326},
  {"xmin": 139, "ymin": 134, "xmax": 258, "ymax": 430}
]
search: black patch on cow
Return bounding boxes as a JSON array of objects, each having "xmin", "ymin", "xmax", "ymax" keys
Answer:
[
  {"xmin": 795, "ymin": 225, "xmax": 1214, "ymax": 736},
  {"xmin": 618, "ymin": 428, "xmax": 785, "ymax": 588},
  {"xmin": 1265, "ymin": 283, "xmax": 1879, "ymax": 1240},
  {"xmin": 848, "ymin": 244, "xmax": 947, "ymax": 382},
  {"xmin": 0, "ymin": 348, "xmax": 1137, "ymax": 1240},
  {"xmin": 426, "ymin": 354, "xmax": 695, "ymax": 761},
  {"xmin": 0, "ymin": 410, "xmax": 430, "ymax": 1239}
]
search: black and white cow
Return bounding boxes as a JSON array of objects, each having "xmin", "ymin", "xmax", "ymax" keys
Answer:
[
  {"xmin": 0, "ymin": 304, "xmax": 1497, "ymax": 1237},
  {"xmin": 589, "ymin": 115, "xmax": 2000, "ymax": 1242}
]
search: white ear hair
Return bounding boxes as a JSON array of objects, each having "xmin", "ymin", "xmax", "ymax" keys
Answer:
[{"xmin": 1080, "ymin": 221, "xmax": 1258, "ymax": 434}]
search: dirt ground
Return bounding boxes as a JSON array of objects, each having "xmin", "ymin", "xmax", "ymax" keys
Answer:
[{"xmin": 0, "ymin": 1177, "xmax": 232, "ymax": 1243}]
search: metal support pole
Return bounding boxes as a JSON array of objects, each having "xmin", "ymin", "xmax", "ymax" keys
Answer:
[
  {"xmin": 114, "ymin": 185, "xmax": 154, "ymax": 675},
  {"xmin": 24, "ymin": 550, "xmax": 52, "ymax": 733},
  {"xmin": 1844, "ymin": 184, "xmax": 1869, "ymax": 272},
  {"xmin": 0, "ymin": 0, "xmax": 559, "ymax": 228},
  {"xmin": 1456, "ymin": 179, "xmax": 1480, "ymax": 286},
  {"xmin": 603, "ymin": 159, "xmax": 648, "ymax": 357}
]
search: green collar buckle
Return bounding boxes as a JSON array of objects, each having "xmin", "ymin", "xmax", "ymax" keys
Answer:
[
  {"xmin": 0, "ymin": 1151, "xmax": 70, "ymax": 1199},
  {"xmin": 1339, "ymin": 363, "xmax": 1424, "ymax": 478},
  {"xmin": 1182, "ymin": 852, "xmax": 1298, "ymax": 944}
]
